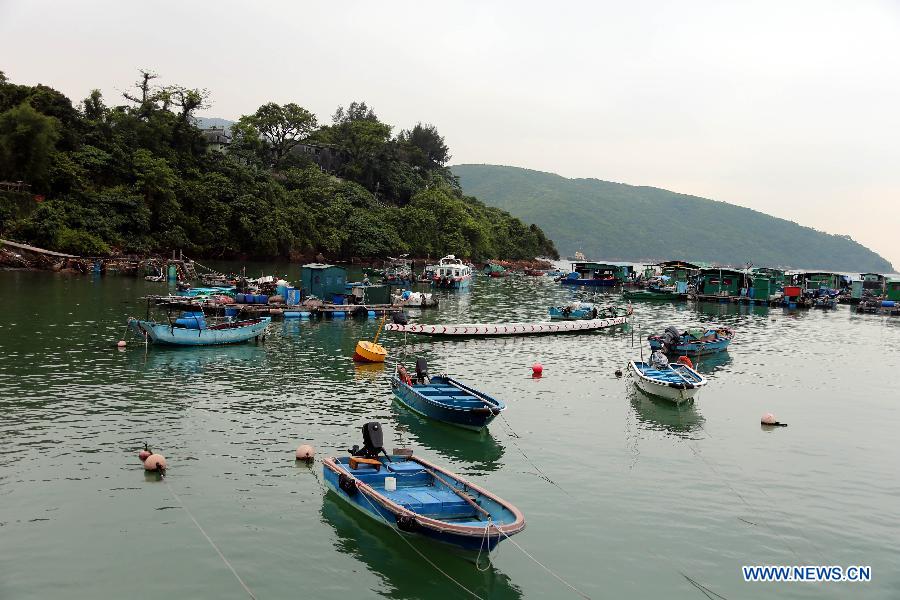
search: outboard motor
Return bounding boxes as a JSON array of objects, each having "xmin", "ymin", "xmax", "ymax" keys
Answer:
[
  {"xmin": 350, "ymin": 422, "xmax": 390, "ymax": 460},
  {"xmin": 392, "ymin": 311, "xmax": 409, "ymax": 325},
  {"xmin": 662, "ymin": 326, "xmax": 681, "ymax": 351},
  {"xmin": 415, "ymin": 358, "xmax": 429, "ymax": 384}
]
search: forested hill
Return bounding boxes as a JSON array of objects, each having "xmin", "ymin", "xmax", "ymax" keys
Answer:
[
  {"xmin": 0, "ymin": 71, "xmax": 557, "ymax": 261},
  {"xmin": 452, "ymin": 164, "xmax": 893, "ymax": 272}
]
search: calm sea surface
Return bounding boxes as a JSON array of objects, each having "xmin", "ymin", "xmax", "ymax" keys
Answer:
[{"xmin": 1, "ymin": 266, "xmax": 898, "ymax": 599}]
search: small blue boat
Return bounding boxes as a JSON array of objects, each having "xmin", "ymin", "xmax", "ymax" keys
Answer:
[
  {"xmin": 560, "ymin": 272, "xmax": 619, "ymax": 287},
  {"xmin": 390, "ymin": 360, "xmax": 505, "ymax": 430},
  {"xmin": 648, "ymin": 326, "xmax": 734, "ymax": 356},
  {"xmin": 128, "ymin": 316, "xmax": 271, "ymax": 345},
  {"xmin": 323, "ymin": 423, "xmax": 525, "ymax": 551}
]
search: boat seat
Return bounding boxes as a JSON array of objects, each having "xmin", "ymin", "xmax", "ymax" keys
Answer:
[
  {"xmin": 386, "ymin": 489, "xmax": 471, "ymax": 516},
  {"xmin": 387, "ymin": 461, "xmax": 425, "ymax": 474},
  {"xmin": 349, "ymin": 457, "xmax": 382, "ymax": 471}
]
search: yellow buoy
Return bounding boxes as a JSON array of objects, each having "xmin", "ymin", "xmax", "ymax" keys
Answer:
[{"xmin": 354, "ymin": 314, "xmax": 388, "ymax": 363}]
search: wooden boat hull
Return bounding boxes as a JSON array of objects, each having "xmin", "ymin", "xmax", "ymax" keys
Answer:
[
  {"xmin": 386, "ymin": 315, "xmax": 629, "ymax": 337},
  {"xmin": 390, "ymin": 375, "xmax": 504, "ymax": 430},
  {"xmin": 628, "ymin": 360, "xmax": 708, "ymax": 404},
  {"xmin": 323, "ymin": 454, "xmax": 525, "ymax": 552},
  {"xmin": 128, "ymin": 317, "xmax": 270, "ymax": 346}
]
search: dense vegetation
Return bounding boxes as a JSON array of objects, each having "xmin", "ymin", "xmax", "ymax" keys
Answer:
[
  {"xmin": 453, "ymin": 164, "xmax": 894, "ymax": 272},
  {"xmin": 0, "ymin": 71, "xmax": 557, "ymax": 261}
]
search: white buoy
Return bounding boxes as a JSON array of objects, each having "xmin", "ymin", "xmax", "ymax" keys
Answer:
[
  {"xmin": 296, "ymin": 444, "xmax": 316, "ymax": 461},
  {"xmin": 117, "ymin": 340, "xmax": 127, "ymax": 348}
]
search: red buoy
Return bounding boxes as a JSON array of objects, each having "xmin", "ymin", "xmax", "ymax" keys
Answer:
[
  {"xmin": 138, "ymin": 449, "xmax": 151, "ymax": 462},
  {"xmin": 532, "ymin": 362, "xmax": 543, "ymax": 377}
]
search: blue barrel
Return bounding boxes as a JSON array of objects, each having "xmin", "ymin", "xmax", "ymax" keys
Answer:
[
  {"xmin": 882, "ymin": 300, "xmax": 896, "ymax": 307},
  {"xmin": 181, "ymin": 311, "xmax": 204, "ymax": 318},
  {"xmin": 276, "ymin": 284, "xmax": 287, "ymax": 298},
  {"xmin": 224, "ymin": 307, "xmax": 238, "ymax": 317},
  {"xmin": 332, "ymin": 293, "xmax": 346, "ymax": 305},
  {"xmin": 235, "ymin": 293, "xmax": 246, "ymax": 303},
  {"xmin": 332, "ymin": 311, "xmax": 345, "ymax": 319},
  {"xmin": 175, "ymin": 316, "xmax": 206, "ymax": 329},
  {"xmin": 367, "ymin": 310, "xmax": 376, "ymax": 318},
  {"xmin": 286, "ymin": 288, "xmax": 301, "ymax": 305},
  {"xmin": 257, "ymin": 294, "xmax": 269, "ymax": 305},
  {"xmin": 284, "ymin": 311, "xmax": 301, "ymax": 319},
  {"xmin": 299, "ymin": 312, "xmax": 311, "ymax": 319}
]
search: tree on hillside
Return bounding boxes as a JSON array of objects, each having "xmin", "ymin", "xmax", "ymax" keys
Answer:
[
  {"xmin": 322, "ymin": 101, "xmax": 392, "ymax": 192},
  {"xmin": 398, "ymin": 122, "xmax": 450, "ymax": 169},
  {"xmin": 0, "ymin": 103, "xmax": 59, "ymax": 189},
  {"xmin": 236, "ymin": 102, "xmax": 317, "ymax": 168}
]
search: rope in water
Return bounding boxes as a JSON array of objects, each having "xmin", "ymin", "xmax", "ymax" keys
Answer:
[
  {"xmin": 495, "ymin": 527, "xmax": 592, "ymax": 600},
  {"xmin": 497, "ymin": 413, "xmax": 569, "ymax": 495},
  {"xmin": 163, "ymin": 479, "xmax": 257, "ymax": 600}
]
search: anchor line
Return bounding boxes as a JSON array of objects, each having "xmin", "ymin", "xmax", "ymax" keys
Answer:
[
  {"xmin": 495, "ymin": 527, "xmax": 592, "ymax": 600},
  {"xmin": 497, "ymin": 413, "xmax": 569, "ymax": 496},
  {"xmin": 163, "ymin": 479, "xmax": 257, "ymax": 600}
]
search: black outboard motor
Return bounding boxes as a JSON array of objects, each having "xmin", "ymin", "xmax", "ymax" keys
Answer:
[
  {"xmin": 415, "ymin": 358, "xmax": 429, "ymax": 384},
  {"xmin": 392, "ymin": 311, "xmax": 409, "ymax": 325},
  {"xmin": 662, "ymin": 326, "xmax": 681, "ymax": 351},
  {"xmin": 350, "ymin": 422, "xmax": 390, "ymax": 460}
]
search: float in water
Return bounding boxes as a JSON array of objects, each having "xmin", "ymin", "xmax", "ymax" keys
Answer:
[{"xmin": 385, "ymin": 310, "xmax": 630, "ymax": 338}]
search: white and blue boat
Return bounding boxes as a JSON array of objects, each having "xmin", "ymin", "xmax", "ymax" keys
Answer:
[
  {"xmin": 323, "ymin": 423, "xmax": 525, "ymax": 552},
  {"xmin": 430, "ymin": 255, "xmax": 473, "ymax": 289},
  {"xmin": 128, "ymin": 315, "xmax": 271, "ymax": 345},
  {"xmin": 390, "ymin": 360, "xmax": 505, "ymax": 430},
  {"xmin": 629, "ymin": 359, "xmax": 708, "ymax": 404}
]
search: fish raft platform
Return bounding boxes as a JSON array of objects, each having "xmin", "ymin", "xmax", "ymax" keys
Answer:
[
  {"xmin": 690, "ymin": 293, "xmax": 781, "ymax": 306},
  {"xmin": 145, "ymin": 296, "xmax": 400, "ymax": 319}
]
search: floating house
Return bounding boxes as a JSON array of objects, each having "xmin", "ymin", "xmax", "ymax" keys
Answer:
[
  {"xmin": 886, "ymin": 279, "xmax": 900, "ymax": 302},
  {"xmin": 696, "ymin": 268, "xmax": 752, "ymax": 299},
  {"xmin": 860, "ymin": 273, "xmax": 887, "ymax": 291},
  {"xmin": 657, "ymin": 260, "xmax": 702, "ymax": 283},
  {"xmin": 301, "ymin": 263, "xmax": 347, "ymax": 301},
  {"xmin": 562, "ymin": 261, "xmax": 631, "ymax": 286},
  {"xmin": 796, "ymin": 272, "xmax": 843, "ymax": 290}
]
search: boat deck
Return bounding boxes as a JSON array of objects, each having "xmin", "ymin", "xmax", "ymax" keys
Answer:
[
  {"xmin": 413, "ymin": 383, "xmax": 487, "ymax": 408},
  {"xmin": 634, "ymin": 363, "xmax": 702, "ymax": 384}
]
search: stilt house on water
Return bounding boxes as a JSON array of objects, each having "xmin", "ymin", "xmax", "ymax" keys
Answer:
[
  {"xmin": 794, "ymin": 272, "xmax": 845, "ymax": 291},
  {"xmin": 886, "ymin": 279, "xmax": 900, "ymax": 302},
  {"xmin": 861, "ymin": 273, "xmax": 887, "ymax": 292},
  {"xmin": 657, "ymin": 260, "xmax": 702, "ymax": 283},
  {"xmin": 696, "ymin": 268, "xmax": 752, "ymax": 300},
  {"xmin": 563, "ymin": 261, "xmax": 632, "ymax": 286}
]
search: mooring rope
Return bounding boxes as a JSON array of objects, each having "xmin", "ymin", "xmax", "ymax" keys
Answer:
[
  {"xmin": 163, "ymin": 479, "xmax": 257, "ymax": 600},
  {"xmin": 495, "ymin": 527, "xmax": 592, "ymax": 600},
  {"xmin": 497, "ymin": 413, "xmax": 569, "ymax": 495}
]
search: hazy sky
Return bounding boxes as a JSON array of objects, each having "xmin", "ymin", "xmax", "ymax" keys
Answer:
[{"xmin": 2, "ymin": 0, "xmax": 898, "ymax": 268}]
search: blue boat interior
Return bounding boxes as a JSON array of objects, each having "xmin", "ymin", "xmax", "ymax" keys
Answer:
[
  {"xmin": 333, "ymin": 456, "xmax": 516, "ymax": 526},
  {"xmin": 633, "ymin": 362, "xmax": 702, "ymax": 384},
  {"xmin": 407, "ymin": 377, "xmax": 504, "ymax": 410}
]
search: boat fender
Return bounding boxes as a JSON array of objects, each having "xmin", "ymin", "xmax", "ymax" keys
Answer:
[
  {"xmin": 143, "ymin": 454, "xmax": 167, "ymax": 473},
  {"xmin": 338, "ymin": 473, "xmax": 358, "ymax": 496},
  {"xmin": 295, "ymin": 444, "xmax": 316, "ymax": 462},
  {"xmin": 396, "ymin": 514, "xmax": 419, "ymax": 532}
]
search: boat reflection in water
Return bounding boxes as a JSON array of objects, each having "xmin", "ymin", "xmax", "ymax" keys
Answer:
[
  {"xmin": 127, "ymin": 341, "xmax": 268, "ymax": 374},
  {"xmin": 688, "ymin": 351, "xmax": 733, "ymax": 376},
  {"xmin": 391, "ymin": 404, "xmax": 505, "ymax": 474},
  {"xmin": 628, "ymin": 384, "xmax": 705, "ymax": 439},
  {"xmin": 320, "ymin": 493, "xmax": 522, "ymax": 600}
]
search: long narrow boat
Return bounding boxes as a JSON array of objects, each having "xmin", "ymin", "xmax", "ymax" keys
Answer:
[
  {"xmin": 648, "ymin": 326, "xmax": 734, "ymax": 356},
  {"xmin": 128, "ymin": 316, "xmax": 271, "ymax": 345},
  {"xmin": 628, "ymin": 360, "xmax": 708, "ymax": 403},
  {"xmin": 623, "ymin": 287, "xmax": 687, "ymax": 302},
  {"xmin": 390, "ymin": 363, "xmax": 505, "ymax": 430},
  {"xmin": 323, "ymin": 423, "xmax": 525, "ymax": 551},
  {"xmin": 385, "ymin": 312, "xmax": 630, "ymax": 337}
]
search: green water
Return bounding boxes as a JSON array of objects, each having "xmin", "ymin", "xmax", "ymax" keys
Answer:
[{"xmin": 1, "ymin": 268, "xmax": 898, "ymax": 599}]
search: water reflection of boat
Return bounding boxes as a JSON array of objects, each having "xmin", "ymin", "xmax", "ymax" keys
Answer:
[
  {"xmin": 689, "ymin": 351, "xmax": 733, "ymax": 375},
  {"xmin": 392, "ymin": 405, "xmax": 505, "ymax": 472},
  {"xmin": 628, "ymin": 384, "xmax": 705, "ymax": 437},
  {"xmin": 320, "ymin": 493, "xmax": 523, "ymax": 600},
  {"xmin": 127, "ymin": 342, "xmax": 267, "ymax": 373}
]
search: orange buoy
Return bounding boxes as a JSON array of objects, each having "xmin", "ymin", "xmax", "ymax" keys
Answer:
[
  {"xmin": 296, "ymin": 444, "xmax": 316, "ymax": 461},
  {"xmin": 677, "ymin": 356, "xmax": 694, "ymax": 369},
  {"xmin": 354, "ymin": 314, "xmax": 388, "ymax": 363},
  {"xmin": 532, "ymin": 362, "xmax": 543, "ymax": 377},
  {"xmin": 143, "ymin": 454, "xmax": 167, "ymax": 472},
  {"xmin": 138, "ymin": 449, "xmax": 151, "ymax": 462}
]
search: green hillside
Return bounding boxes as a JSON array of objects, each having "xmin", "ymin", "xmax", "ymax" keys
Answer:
[{"xmin": 453, "ymin": 164, "xmax": 894, "ymax": 272}]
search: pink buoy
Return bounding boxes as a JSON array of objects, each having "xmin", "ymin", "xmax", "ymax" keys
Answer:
[
  {"xmin": 761, "ymin": 412, "xmax": 777, "ymax": 425},
  {"xmin": 143, "ymin": 454, "xmax": 167, "ymax": 471},
  {"xmin": 117, "ymin": 340, "xmax": 127, "ymax": 348},
  {"xmin": 296, "ymin": 444, "xmax": 316, "ymax": 461},
  {"xmin": 138, "ymin": 449, "xmax": 151, "ymax": 462},
  {"xmin": 532, "ymin": 362, "xmax": 543, "ymax": 377}
]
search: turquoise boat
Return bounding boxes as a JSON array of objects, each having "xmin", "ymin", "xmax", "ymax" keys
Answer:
[
  {"xmin": 128, "ymin": 316, "xmax": 271, "ymax": 345},
  {"xmin": 648, "ymin": 326, "xmax": 734, "ymax": 356},
  {"xmin": 322, "ymin": 423, "xmax": 525, "ymax": 552}
]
